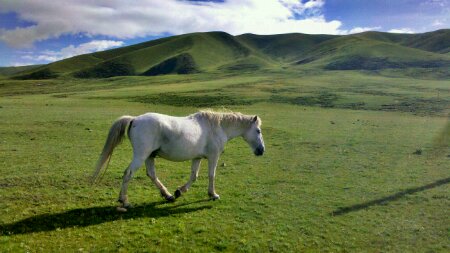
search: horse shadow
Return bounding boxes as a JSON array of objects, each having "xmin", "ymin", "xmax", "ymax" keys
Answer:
[
  {"xmin": 1, "ymin": 199, "xmax": 212, "ymax": 235},
  {"xmin": 331, "ymin": 177, "xmax": 450, "ymax": 216}
]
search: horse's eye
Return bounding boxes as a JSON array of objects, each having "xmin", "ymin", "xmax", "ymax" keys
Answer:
[{"xmin": 256, "ymin": 129, "xmax": 261, "ymax": 134}]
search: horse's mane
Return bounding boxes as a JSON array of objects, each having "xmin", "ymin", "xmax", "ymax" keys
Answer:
[{"xmin": 192, "ymin": 109, "xmax": 261, "ymax": 127}]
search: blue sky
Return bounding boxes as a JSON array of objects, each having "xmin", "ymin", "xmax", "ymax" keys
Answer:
[{"xmin": 0, "ymin": 0, "xmax": 448, "ymax": 66}]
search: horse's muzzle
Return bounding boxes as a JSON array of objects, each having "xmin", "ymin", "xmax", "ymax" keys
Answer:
[{"xmin": 254, "ymin": 146, "xmax": 265, "ymax": 156}]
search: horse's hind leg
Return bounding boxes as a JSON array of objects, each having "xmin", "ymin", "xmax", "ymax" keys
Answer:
[
  {"xmin": 175, "ymin": 158, "xmax": 201, "ymax": 198},
  {"xmin": 119, "ymin": 156, "xmax": 144, "ymax": 208},
  {"xmin": 145, "ymin": 157, "xmax": 175, "ymax": 202}
]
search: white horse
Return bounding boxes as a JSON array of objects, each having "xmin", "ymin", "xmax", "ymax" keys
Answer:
[{"xmin": 92, "ymin": 110, "xmax": 265, "ymax": 210}]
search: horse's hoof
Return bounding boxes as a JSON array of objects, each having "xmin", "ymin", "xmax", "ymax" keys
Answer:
[
  {"xmin": 166, "ymin": 195, "xmax": 176, "ymax": 202},
  {"xmin": 174, "ymin": 189, "xmax": 182, "ymax": 199},
  {"xmin": 209, "ymin": 194, "xmax": 220, "ymax": 201},
  {"xmin": 116, "ymin": 206, "xmax": 128, "ymax": 213},
  {"xmin": 122, "ymin": 202, "xmax": 133, "ymax": 209}
]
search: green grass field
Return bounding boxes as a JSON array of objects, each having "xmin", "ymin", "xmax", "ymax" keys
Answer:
[{"xmin": 0, "ymin": 69, "xmax": 449, "ymax": 252}]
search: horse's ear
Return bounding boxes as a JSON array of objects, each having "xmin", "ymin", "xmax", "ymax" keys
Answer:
[{"xmin": 252, "ymin": 115, "xmax": 258, "ymax": 123}]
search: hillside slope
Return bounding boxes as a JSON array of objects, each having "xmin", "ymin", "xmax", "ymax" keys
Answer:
[
  {"xmin": 236, "ymin": 33, "xmax": 337, "ymax": 61},
  {"xmin": 355, "ymin": 29, "xmax": 450, "ymax": 54},
  {"xmin": 10, "ymin": 29, "xmax": 450, "ymax": 79},
  {"xmin": 295, "ymin": 33, "xmax": 450, "ymax": 70},
  {"xmin": 0, "ymin": 65, "xmax": 42, "ymax": 77}
]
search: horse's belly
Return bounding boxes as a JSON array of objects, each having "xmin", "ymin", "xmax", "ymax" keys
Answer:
[{"xmin": 158, "ymin": 143, "xmax": 204, "ymax": 161}]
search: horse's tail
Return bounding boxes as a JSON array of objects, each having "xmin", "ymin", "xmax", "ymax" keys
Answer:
[{"xmin": 91, "ymin": 115, "xmax": 135, "ymax": 184}]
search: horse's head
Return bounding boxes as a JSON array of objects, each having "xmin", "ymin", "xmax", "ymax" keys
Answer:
[{"xmin": 243, "ymin": 116, "xmax": 265, "ymax": 156}]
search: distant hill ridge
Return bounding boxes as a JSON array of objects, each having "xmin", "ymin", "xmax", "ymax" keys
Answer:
[{"xmin": 5, "ymin": 29, "xmax": 450, "ymax": 79}]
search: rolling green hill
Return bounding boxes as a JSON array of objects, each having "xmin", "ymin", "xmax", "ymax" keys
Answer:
[
  {"xmin": 355, "ymin": 29, "xmax": 450, "ymax": 53},
  {"xmin": 0, "ymin": 65, "xmax": 42, "ymax": 77},
  {"xmin": 236, "ymin": 33, "xmax": 338, "ymax": 61},
  {"xmin": 295, "ymin": 33, "xmax": 450, "ymax": 70},
  {"xmin": 9, "ymin": 29, "xmax": 450, "ymax": 79}
]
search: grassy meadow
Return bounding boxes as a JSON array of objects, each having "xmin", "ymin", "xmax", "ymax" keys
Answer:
[{"xmin": 0, "ymin": 69, "xmax": 449, "ymax": 252}]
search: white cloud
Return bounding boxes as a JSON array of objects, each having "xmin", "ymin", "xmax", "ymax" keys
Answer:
[
  {"xmin": 22, "ymin": 40, "xmax": 124, "ymax": 62},
  {"xmin": 280, "ymin": 0, "xmax": 324, "ymax": 16},
  {"xmin": 345, "ymin": 26, "xmax": 381, "ymax": 34},
  {"xmin": 0, "ymin": 0, "xmax": 346, "ymax": 48},
  {"xmin": 11, "ymin": 62, "xmax": 37, "ymax": 67},
  {"xmin": 388, "ymin": 28, "xmax": 415, "ymax": 34},
  {"xmin": 432, "ymin": 19, "xmax": 444, "ymax": 26},
  {"xmin": 421, "ymin": 0, "xmax": 449, "ymax": 8},
  {"xmin": 304, "ymin": 0, "xmax": 325, "ymax": 9}
]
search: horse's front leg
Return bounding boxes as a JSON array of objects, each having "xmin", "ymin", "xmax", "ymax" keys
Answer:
[
  {"xmin": 207, "ymin": 155, "xmax": 220, "ymax": 200},
  {"xmin": 175, "ymin": 158, "xmax": 201, "ymax": 198}
]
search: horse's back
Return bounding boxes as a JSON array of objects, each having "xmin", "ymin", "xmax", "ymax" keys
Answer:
[{"xmin": 130, "ymin": 112, "xmax": 209, "ymax": 161}]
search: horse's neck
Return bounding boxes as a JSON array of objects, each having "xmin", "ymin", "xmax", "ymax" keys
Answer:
[{"xmin": 221, "ymin": 123, "xmax": 246, "ymax": 140}]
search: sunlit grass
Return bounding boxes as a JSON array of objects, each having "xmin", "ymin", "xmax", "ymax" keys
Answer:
[{"xmin": 0, "ymin": 70, "xmax": 449, "ymax": 252}]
